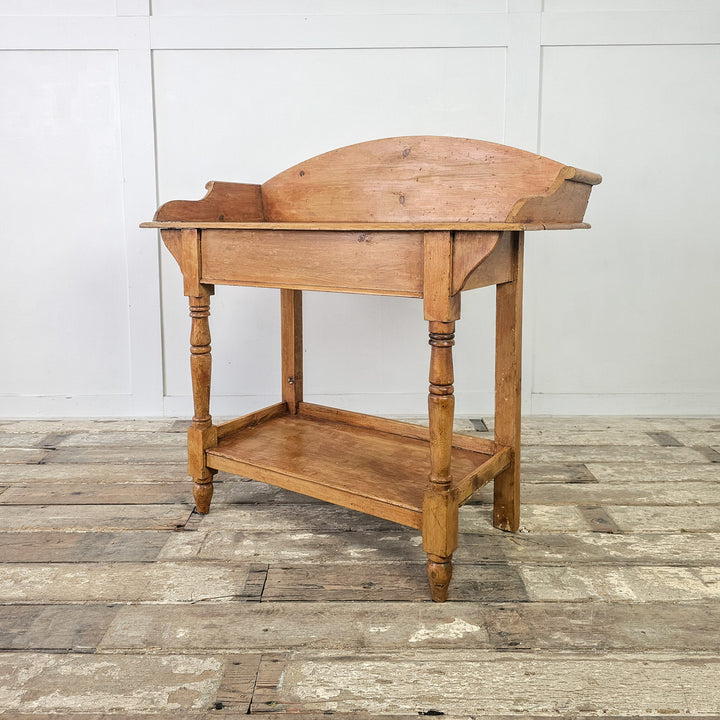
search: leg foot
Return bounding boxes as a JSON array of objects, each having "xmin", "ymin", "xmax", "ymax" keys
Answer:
[
  {"xmin": 427, "ymin": 554, "xmax": 453, "ymax": 602},
  {"xmin": 193, "ymin": 479, "xmax": 213, "ymax": 514},
  {"xmin": 493, "ymin": 458, "xmax": 520, "ymax": 531}
]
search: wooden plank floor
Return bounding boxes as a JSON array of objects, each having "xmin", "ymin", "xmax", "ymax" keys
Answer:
[{"xmin": 0, "ymin": 416, "xmax": 719, "ymax": 718}]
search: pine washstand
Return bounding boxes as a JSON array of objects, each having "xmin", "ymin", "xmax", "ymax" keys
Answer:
[{"xmin": 142, "ymin": 136, "xmax": 601, "ymax": 602}]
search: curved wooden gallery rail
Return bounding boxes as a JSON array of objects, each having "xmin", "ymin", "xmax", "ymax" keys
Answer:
[{"xmin": 143, "ymin": 136, "xmax": 601, "ymax": 602}]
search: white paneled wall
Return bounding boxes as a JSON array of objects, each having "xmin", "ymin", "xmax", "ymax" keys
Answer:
[
  {"xmin": 1, "ymin": 0, "xmax": 718, "ymax": 417},
  {"xmin": 1, "ymin": 50, "xmax": 133, "ymax": 410},
  {"xmin": 535, "ymin": 44, "xmax": 720, "ymax": 413}
]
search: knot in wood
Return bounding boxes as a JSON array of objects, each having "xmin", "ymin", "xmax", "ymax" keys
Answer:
[{"xmin": 429, "ymin": 332, "xmax": 455, "ymax": 348}]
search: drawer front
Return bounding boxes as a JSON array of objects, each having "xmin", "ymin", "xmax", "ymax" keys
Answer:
[{"xmin": 200, "ymin": 229, "xmax": 424, "ymax": 296}]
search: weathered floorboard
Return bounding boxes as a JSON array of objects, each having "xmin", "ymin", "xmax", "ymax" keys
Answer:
[
  {"xmin": 0, "ymin": 652, "xmax": 230, "ymax": 714},
  {"xmin": 0, "ymin": 562, "xmax": 251, "ymax": 603},
  {"xmin": 251, "ymin": 650, "xmax": 720, "ymax": 716},
  {"xmin": 585, "ymin": 461, "xmax": 720, "ymax": 483},
  {"xmin": 469, "ymin": 480, "xmax": 720, "ymax": 506},
  {"xmin": 45, "ymin": 445, "xmax": 187, "ymax": 464},
  {"xmin": 522, "ymin": 445, "xmax": 710, "ymax": 464},
  {"xmin": 262, "ymin": 563, "xmax": 528, "ymax": 602},
  {"xmin": 0, "ymin": 605, "xmax": 119, "ymax": 651},
  {"xmin": 0, "ymin": 462, "xmax": 189, "ymax": 483},
  {"xmin": 0, "ymin": 447, "xmax": 47, "ymax": 464},
  {"xmin": 55, "ymin": 431, "xmax": 188, "ymax": 447},
  {"xmin": 519, "ymin": 564, "xmax": 720, "ymax": 602},
  {"xmin": 0, "ymin": 504, "xmax": 193, "ymax": 531},
  {"xmin": 0, "ymin": 530, "xmax": 168, "ymax": 562},
  {"xmin": 0, "ymin": 482, "xmax": 198, "ymax": 505},
  {"xmin": 0, "ymin": 419, "xmax": 182, "ymax": 433},
  {"xmin": 157, "ymin": 528, "xmax": 720, "ymax": 567},
  {"xmin": 606, "ymin": 505, "xmax": 720, "ymax": 532},
  {"xmin": 97, "ymin": 600, "xmax": 720, "ymax": 652},
  {"xmin": 0, "ymin": 433, "xmax": 50, "ymax": 448}
]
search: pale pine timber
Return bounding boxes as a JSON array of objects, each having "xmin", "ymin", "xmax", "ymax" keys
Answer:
[
  {"xmin": 423, "ymin": 321, "xmax": 459, "ymax": 602},
  {"xmin": 201, "ymin": 229, "xmax": 424, "ymax": 296},
  {"xmin": 215, "ymin": 403, "xmax": 288, "ymax": 440},
  {"xmin": 154, "ymin": 181, "xmax": 263, "ymax": 222},
  {"xmin": 206, "ymin": 413, "xmax": 487, "ymax": 530},
  {"xmin": 144, "ymin": 137, "xmax": 601, "ymax": 601},
  {"xmin": 454, "ymin": 231, "xmax": 515, "ymax": 293},
  {"xmin": 281, "ymin": 289, "xmax": 303, "ymax": 414},
  {"xmin": 507, "ymin": 166, "xmax": 601, "ymax": 224},
  {"xmin": 187, "ymin": 289, "xmax": 217, "ymax": 515},
  {"xmin": 260, "ymin": 136, "xmax": 597, "ymax": 225},
  {"xmin": 422, "ymin": 231, "xmax": 460, "ymax": 322},
  {"xmin": 421, "ymin": 229, "xmax": 461, "ymax": 601},
  {"xmin": 298, "ymin": 402, "xmax": 495, "ymax": 455},
  {"xmin": 493, "ymin": 232, "xmax": 524, "ymax": 531},
  {"xmin": 455, "ymin": 445, "xmax": 514, "ymax": 506},
  {"xmin": 142, "ymin": 219, "xmax": 591, "ymax": 231}
]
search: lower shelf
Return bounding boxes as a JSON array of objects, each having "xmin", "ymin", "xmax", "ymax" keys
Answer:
[{"xmin": 206, "ymin": 405, "xmax": 495, "ymax": 529}]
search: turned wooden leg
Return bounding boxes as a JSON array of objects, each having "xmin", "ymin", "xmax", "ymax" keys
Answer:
[
  {"xmin": 493, "ymin": 231, "xmax": 524, "ymax": 531},
  {"xmin": 188, "ymin": 290, "xmax": 217, "ymax": 514},
  {"xmin": 422, "ymin": 321, "xmax": 459, "ymax": 602}
]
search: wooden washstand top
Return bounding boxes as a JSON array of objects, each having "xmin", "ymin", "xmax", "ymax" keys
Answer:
[
  {"xmin": 142, "ymin": 136, "xmax": 601, "ymax": 231},
  {"xmin": 142, "ymin": 221, "xmax": 591, "ymax": 231}
]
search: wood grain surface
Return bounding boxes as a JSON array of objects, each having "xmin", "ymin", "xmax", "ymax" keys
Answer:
[{"xmin": 207, "ymin": 413, "xmax": 488, "ymax": 529}]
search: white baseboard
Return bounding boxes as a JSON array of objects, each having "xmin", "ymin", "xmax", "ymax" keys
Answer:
[
  {"xmin": 529, "ymin": 392, "xmax": 720, "ymax": 416},
  {"xmin": 0, "ymin": 394, "xmax": 162, "ymax": 419},
  {"xmin": 2, "ymin": 392, "xmax": 718, "ymax": 419}
]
